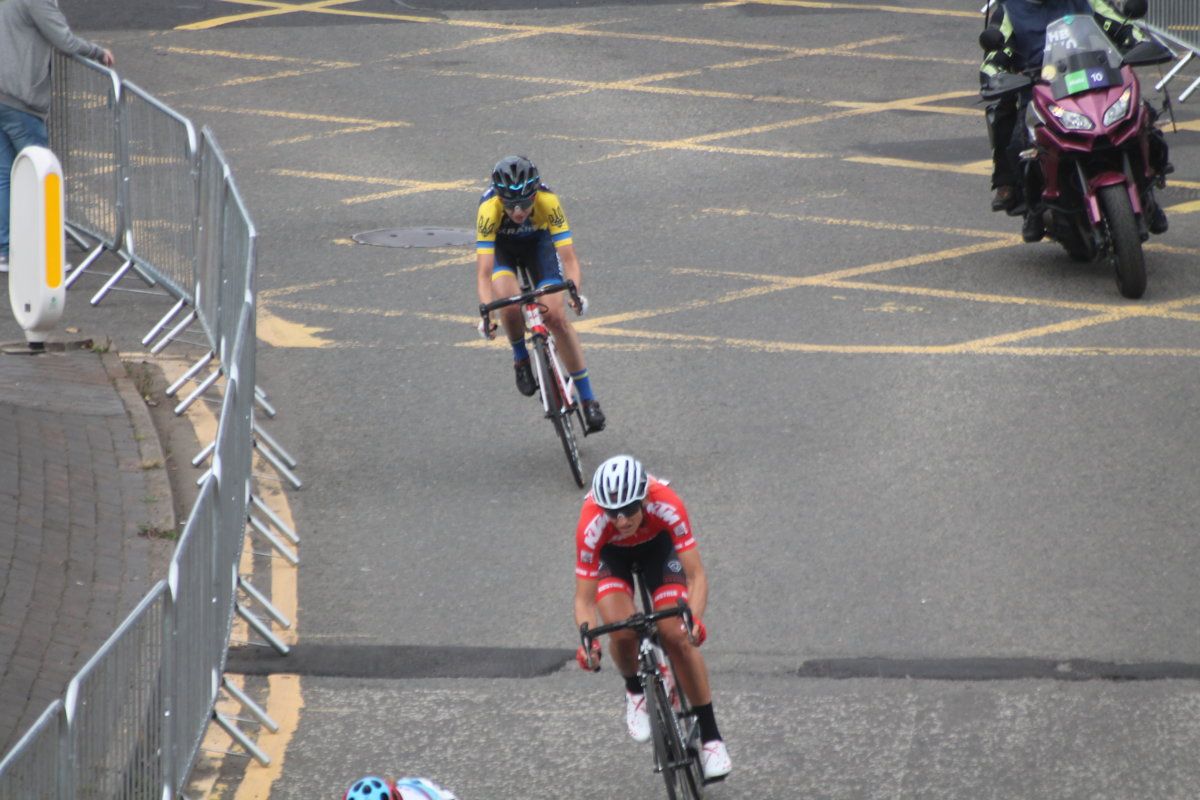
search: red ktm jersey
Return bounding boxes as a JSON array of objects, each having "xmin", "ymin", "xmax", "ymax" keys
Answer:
[{"xmin": 575, "ymin": 479, "xmax": 697, "ymax": 579}]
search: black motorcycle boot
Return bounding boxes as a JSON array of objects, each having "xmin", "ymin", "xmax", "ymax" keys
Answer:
[
  {"xmin": 514, "ymin": 358, "xmax": 536, "ymax": 397},
  {"xmin": 1022, "ymin": 210, "xmax": 1045, "ymax": 243},
  {"xmin": 991, "ymin": 185, "xmax": 1018, "ymax": 213},
  {"xmin": 1146, "ymin": 191, "xmax": 1169, "ymax": 235}
]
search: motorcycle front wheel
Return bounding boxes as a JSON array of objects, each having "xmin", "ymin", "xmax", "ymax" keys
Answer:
[{"xmin": 1098, "ymin": 184, "xmax": 1146, "ymax": 299}]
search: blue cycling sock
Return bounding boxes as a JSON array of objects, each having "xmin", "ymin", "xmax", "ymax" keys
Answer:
[
  {"xmin": 511, "ymin": 338, "xmax": 529, "ymax": 362},
  {"xmin": 571, "ymin": 369, "xmax": 595, "ymax": 402}
]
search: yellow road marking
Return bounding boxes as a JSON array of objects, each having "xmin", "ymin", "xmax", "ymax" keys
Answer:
[
  {"xmin": 708, "ymin": 0, "xmax": 980, "ymax": 18},
  {"xmin": 268, "ymin": 168, "xmax": 478, "ymax": 204},
  {"xmin": 844, "ymin": 155, "xmax": 994, "ymax": 175},
  {"xmin": 696, "ymin": 207, "xmax": 1017, "ymax": 239},
  {"xmin": 186, "ymin": 104, "xmax": 407, "ymax": 126},
  {"xmin": 258, "ymin": 307, "xmax": 334, "ymax": 348},
  {"xmin": 1168, "ymin": 199, "xmax": 1200, "ymax": 214},
  {"xmin": 176, "ymin": 0, "xmax": 438, "ymax": 30},
  {"xmin": 231, "ymin": 674, "xmax": 303, "ymax": 800},
  {"xmin": 158, "ymin": 46, "xmax": 357, "ymax": 68}
]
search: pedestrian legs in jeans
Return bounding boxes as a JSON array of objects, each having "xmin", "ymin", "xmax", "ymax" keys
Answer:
[{"xmin": 0, "ymin": 105, "xmax": 50, "ymax": 260}]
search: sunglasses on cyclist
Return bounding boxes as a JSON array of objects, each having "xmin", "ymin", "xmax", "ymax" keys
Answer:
[
  {"xmin": 502, "ymin": 195, "xmax": 535, "ymax": 211},
  {"xmin": 604, "ymin": 500, "xmax": 643, "ymax": 520}
]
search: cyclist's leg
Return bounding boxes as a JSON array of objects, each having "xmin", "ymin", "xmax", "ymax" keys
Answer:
[
  {"xmin": 595, "ymin": 554, "xmax": 639, "ymax": 673},
  {"xmin": 530, "ymin": 236, "xmax": 588, "ymax": 379},
  {"xmin": 649, "ymin": 565, "xmax": 712, "ymax": 708},
  {"xmin": 490, "ymin": 245, "xmax": 525, "ymax": 351}
]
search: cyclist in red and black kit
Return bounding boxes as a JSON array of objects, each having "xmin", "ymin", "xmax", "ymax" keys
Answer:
[{"xmin": 573, "ymin": 455, "xmax": 732, "ymax": 782}]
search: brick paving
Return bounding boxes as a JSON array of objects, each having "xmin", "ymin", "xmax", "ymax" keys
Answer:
[{"xmin": 0, "ymin": 349, "xmax": 173, "ymax": 754}]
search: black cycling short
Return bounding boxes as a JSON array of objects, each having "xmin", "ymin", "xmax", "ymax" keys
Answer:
[{"xmin": 595, "ymin": 531, "xmax": 688, "ymax": 608}]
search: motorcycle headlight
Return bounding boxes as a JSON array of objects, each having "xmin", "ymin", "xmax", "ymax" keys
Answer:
[
  {"xmin": 1103, "ymin": 87, "xmax": 1133, "ymax": 127},
  {"xmin": 1047, "ymin": 103, "xmax": 1095, "ymax": 131}
]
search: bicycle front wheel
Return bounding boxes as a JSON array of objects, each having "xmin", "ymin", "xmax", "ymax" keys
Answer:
[
  {"xmin": 531, "ymin": 336, "xmax": 584, "ymax": 487},
  {"xmin": 651, "ymin": 676, "xmax": 696, "ymax": 799}
]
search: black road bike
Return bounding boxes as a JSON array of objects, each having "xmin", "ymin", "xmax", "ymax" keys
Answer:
[
  {"xmin": 480, "ymin": 270, "xmax": 590, "ymax": 486},
  {"xmin": 580, "ymin": 567, "xmax": 707, "ymax": 799}
]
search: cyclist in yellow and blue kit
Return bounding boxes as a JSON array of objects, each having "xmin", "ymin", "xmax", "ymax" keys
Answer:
[{"xmin": 476, "ymin": 155, "xmax": 605, "ymax": 433}]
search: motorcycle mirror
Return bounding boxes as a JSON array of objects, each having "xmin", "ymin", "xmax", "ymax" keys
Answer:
[
  {"xmin": 1122, "ymin": 0, "xmax": 1147, "ymax": 20},
  {"xmin": 979, "ymin": 27, "xmax": 1005, "ymax": 52},
  {"xmin": 1122, "ymin": 39, "xmax": 1174, "ymax": 67}
]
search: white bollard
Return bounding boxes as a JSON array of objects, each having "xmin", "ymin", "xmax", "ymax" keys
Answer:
[{"xmin": 9, "ymin": 145, "xmax": 65, "ymax": 347}]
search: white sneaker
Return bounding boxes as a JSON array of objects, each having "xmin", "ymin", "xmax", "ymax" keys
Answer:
[
  {"xmin": 625, "ymin": 690, "xmax": 651, "ymax": 743},
  {"xmin": 701, "ymin": 739, "xmax": 731, "ymax": 781}
]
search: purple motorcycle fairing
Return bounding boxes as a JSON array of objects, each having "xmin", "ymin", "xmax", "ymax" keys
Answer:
[{"xmin": 1030, "ymin": 65, "xmax": 1151, "ymax": 225}]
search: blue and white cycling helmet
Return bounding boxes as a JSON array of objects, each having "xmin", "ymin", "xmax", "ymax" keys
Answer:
[
  {"xmin": 343, "ymin": 776, "xmax": 457, "ymax": 800},
  {"xmin": 491, "ymin": 155, "xmax": 540, "ymax": 205},
  {"xmin": 591, "ymin": 454, "xmax": 648, "ymax": 510}
]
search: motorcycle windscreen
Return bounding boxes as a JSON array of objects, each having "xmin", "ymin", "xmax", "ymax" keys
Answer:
[{"xmin": 1040, "ymin": 15, "xmax": 1123, "ymax": 99}]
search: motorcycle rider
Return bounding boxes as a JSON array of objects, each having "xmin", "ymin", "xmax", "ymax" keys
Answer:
[{"xmin": 980, "ymin": 0, "xmax": 1170, "ymax": 241}]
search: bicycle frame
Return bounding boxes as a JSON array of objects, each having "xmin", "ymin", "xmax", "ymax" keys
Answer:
[
  {"xmin": 581, "ymin": 587, "xmax": 704, "ymax": 799},
  {"xmin": 521, "ymin": 295, "xmax": 577, "ymax": 419},
  {"xmin": 479, "ymin": 273, "xmax": 589, "ymax": 486}
]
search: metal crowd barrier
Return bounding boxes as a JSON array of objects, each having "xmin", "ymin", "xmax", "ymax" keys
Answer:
[
  {"xmin": 1148, "ymin": 0, "xmax": 1200, "ymax": 52},
  {"xmin": 0, "ymin": 52, "xmax": 298, "ymax": 799}
]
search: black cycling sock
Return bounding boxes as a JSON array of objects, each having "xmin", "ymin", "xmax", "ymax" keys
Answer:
[
  {"xmin": 693, "ymin": 703, "xmax": 721, "ymax": 743},
  {"xmin": 624, "ymin": 674, "xmax": 643, "ymax": 695}
]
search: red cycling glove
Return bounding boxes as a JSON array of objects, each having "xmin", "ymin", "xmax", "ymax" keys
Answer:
[
  {"xmin": 576, "ymin": 641, "xmax": 602, "ymax": 671},
  {"xmin": 685, "ymin": 618, "xmax": 707, "ymax": 647}
]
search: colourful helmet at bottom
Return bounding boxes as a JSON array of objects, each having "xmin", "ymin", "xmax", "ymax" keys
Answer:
[
  {"xmin": 344, "ymin": 777, "xmax": 393, "ymax": 800},
  {"xmin": 394, "ymin": 777, "xmax": 458, "ymax": 800},
  {"xmin": 343, "ymin": 776, "xmax": 458, "ymax": 800}
]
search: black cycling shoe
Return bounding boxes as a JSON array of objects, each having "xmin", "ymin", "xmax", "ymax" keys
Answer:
[
  {"xmin": 582, "ymin": 400, "xmax": 606, "ymax": 433},
  {"xmin": 1022, "ymin": 211, "xmax": 1045, "ymax": 243},
  {"xmin": 514, "ymin": 359, "xmax": 536, "ymax": 397}
]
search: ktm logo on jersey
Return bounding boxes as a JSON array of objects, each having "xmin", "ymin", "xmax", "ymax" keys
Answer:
[{"xmin": 644, "ymin": 500, "xmax": 681, "ymax": 528}]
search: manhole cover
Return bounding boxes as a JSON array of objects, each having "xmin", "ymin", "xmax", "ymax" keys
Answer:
[{"xmin": 352, "ymin": 227, "xmax": 473, "ymax": 248}]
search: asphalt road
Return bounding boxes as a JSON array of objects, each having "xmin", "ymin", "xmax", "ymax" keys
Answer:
[{"xmin": 41, "ymin": 0, "xmax": 1200, "ymax": 797}]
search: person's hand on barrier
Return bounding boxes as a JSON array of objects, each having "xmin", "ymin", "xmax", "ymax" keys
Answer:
[
  {"xmin": 478, "ymin": 316, "xmax": 497, "ymax": 340},
  {"xmin": 98, "ymin": 48, "xmax": 114, "ymax": 67},
  {"xmin": 576, "ymin": 640, "xmax": 602, "ymax": 671}
]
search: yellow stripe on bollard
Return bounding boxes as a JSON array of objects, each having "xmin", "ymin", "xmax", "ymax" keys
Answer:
[{"xmin": 44, "ymin": 172, "xmax": 62, "ymax": 289}]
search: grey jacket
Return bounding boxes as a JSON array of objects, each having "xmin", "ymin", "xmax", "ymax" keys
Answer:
[{"xmin": 0, "ymin": 0, "xmax": 106, "ymax": 120}]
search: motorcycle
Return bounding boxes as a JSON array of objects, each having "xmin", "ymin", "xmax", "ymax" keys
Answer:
[{"xmin": 981, "ymin": 10, "xmax": 1174, "ymax": 299}]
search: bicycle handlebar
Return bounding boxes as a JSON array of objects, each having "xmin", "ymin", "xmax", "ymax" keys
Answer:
[
  {"xmin": 479, "ymin": 279, "xmax": 580, "ymax": 319},
  {"xmin": 579, "ymin": 602, "xmax": 695, "ymax": 670}
]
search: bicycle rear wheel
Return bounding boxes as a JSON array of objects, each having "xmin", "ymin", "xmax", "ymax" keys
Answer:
[{"xmin": 531, "ymin": 336, "xmax": 584, "ymax": 487}]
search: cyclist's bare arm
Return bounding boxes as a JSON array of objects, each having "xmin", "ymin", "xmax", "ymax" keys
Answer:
[
  {"xmin": 557, "ymin": 244, "xmax": 585, "ymax": 313},
  {"xmin": 677, "ymin": 548, "xmax": 708, "ymax": 622},
  {"xmin": 574, "ymin": 576, "xmax": 599, "ymax": 631},
  {"xmin": 476, "ymin": 251, "xmax": 496, "ymax": 306}
]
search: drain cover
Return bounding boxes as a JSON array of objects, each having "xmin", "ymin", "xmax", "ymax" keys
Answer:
[{"xmin": 353, "ymin": 227, "xmax": 473, "ymax": 248}]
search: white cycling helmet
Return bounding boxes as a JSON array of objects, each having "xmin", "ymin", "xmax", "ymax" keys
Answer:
[{"xmin": 591, "ymin": 455, "xmax": 648, "ymax": 509}]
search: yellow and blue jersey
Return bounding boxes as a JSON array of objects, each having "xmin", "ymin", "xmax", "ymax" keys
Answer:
[{"xmin": 475, "ymin": 186, "xmax": 573, "ymax": 255}]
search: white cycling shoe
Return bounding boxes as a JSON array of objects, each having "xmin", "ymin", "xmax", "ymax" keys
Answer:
[
  {"xmin": 701, "ymin": 739, "xmax": 732, "ymax": 781},
  {"xmin": 625, "ymin": 690, "xmax": 651, "ymax": 743}
]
